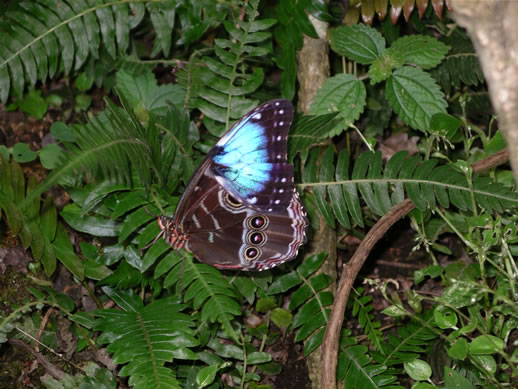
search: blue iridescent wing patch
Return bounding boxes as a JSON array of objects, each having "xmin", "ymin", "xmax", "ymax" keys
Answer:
[{"xmin": 210, "ymin": 99, "xmax": 295, "ymax": 211}]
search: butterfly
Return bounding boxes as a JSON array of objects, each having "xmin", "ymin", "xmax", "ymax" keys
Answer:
[{"xmin": 158, "ymin": 99, "xmax": 308, "ymax": 271}]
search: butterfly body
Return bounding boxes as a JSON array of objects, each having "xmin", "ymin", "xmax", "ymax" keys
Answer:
[{"xmin": 159, "ymin": 100, "xmax": 308, "ymax": 271}]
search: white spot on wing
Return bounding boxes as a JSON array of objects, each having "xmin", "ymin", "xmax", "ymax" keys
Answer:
[
  {"xmin": 249, "ymin": 196, "xmax": 258, "ymax": 204},
  {"xmin": 275, "ymin": 101, "xmax": 280, "ymax": 106},
  {"xmin": 201, "ymin": 202, "xmax": 221, "ymax": 229},
  {"xmin": 279, "ymin": 121, "xmax": 284, "ymax": 126},
  {"xmin": 276, "ymin": 135, "xmax": 282, "ymax": 141},
  {"xmin": 253, "ymin": 113, "xmax": 262, "ymax": 120},
  {"xmin": 281, "ymin": 177, "xmax": 287, "ymax": 183},
  {"xmin": 274, "ymin": 199, "xmax": 280, "ymax": 205},
  {"xmin": 279, "ymin": 109, "xmax": 284, "ymax": 114},
  {"xmin": 192, "ymin": 214, "xmax": 201, "ymax": 229}
]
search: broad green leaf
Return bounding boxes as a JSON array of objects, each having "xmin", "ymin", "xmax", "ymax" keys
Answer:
[
  {"xmin": 330, "ymin": 24, "xmax": 385, "ymax": 64},
  {"xmin": 41, "ymin": 236, "xmax": 56, "ymax": 276},
  {"xmin": 404, "ymin": 359, "xmax": 432, "ymax": 381},
  {"xmin": 13, "ymin": 142, "xmax": 37, "ymax": 163},
  {"xmin": 53, "ymin": 224, "xmax": 84, "ymax": 280},
  {"xmin": 270, "ymin": 308, "xmax": 292, "ymax": 329},
  {"xmin": 116, "ymin": 67, "xmax": 185, "ymax": 115},
  {"xmin": 440, "ymin": 280, "xmax": 485, "ymax": 309},
  {"xmin": 429, "ymin": 112, "xmax": 460, "ymax": 139},
  {"xmin": 61, "ymin": 204, "xmax": 120, "ymax": 237},
  {"xmin": 39, "ymin": 144, "xmax": 65, "ymax": 169},
  {"xmin": 310, "ymin": 74, "xmax": 366, "ymax": 127},
  {"xmin": 368, "ymin": 47, "xmax": 405, "ymax": 84},
  {"xmin": 448, "ymin": 338, "xmax": 468, "ymax": 360},
  {"xmin": 17, "ymin": 89, "xmax": 48, "ymax": 119},
  {"xmin": 391, "ymin": 35, "xmax": 449, "ymax": 68},
  {"xmin": 50, "ymin": 121, "xmax": 76, "ymax": 142},
  {"xmin": 443, "ymin": 367, "xmax": 475, "ymax": 389},
  {"xmin": 247, "ymin": 351, "xmax": 272, "ymax": 364},
  {"xmin": 433, "ymin": 306, "xmax": 457, "ymax": 329},
  {"xmin": 469, "ymin": 335, "xmax": 504, "ymax": 355},
  {"xmin": 386, "ymin": 66, "xmax": 447, "ymax": 132},
  {"xmin": 288, "ymin": 112, "xmax": 339, "ymax": 162},
  {"xmin": 196, "ymin": 365, "xmax": 219, "ymax": 388}
]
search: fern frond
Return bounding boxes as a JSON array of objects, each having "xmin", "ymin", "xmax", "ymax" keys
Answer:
[
  {"xmin": 0, "ymin": 0, "xmax": 176, "ymax": 103},
  {"xmin": 177, "ymin": 0, "xmax": 276, "ymax": 135},
  {"xmin": 302, "ymin": 149, "xmax": 518, "ymax": 228},
  {"xmin": 163, "ymin": 257, "xmax": 242, "ymax": 336},
  {"xmin": 267, "ymin": 253, "xmax": 330, "ymax": 354},
  {"xmin": 24, "ymin": 89, "xmax": 195, "ymax": 208},
  {"xmin": 349, "ymin": 288, "xmax": 384, "ymax": 352},
  {"xmin": 94, "ymin": 288, "xmax": 196, "ymax": 389},
  {"xmin": 338, "ymin": 343, "xmax": 404, "ymax": 389},
  {"xmin": 371, "ymin": 313, "xmax": 438, "ymax": 367},
  {"xmin": 432, "ymin": 29, "xmax": 484, "ymax": 94}
]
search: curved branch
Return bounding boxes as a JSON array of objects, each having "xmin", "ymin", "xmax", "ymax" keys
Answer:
[{"xmin": 320, "ymin": 148, "xmax": 510, "ymax": 389}]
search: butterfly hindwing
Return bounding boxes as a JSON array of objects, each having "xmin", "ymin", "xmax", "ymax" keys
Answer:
[{"xmin": 176, "ymin": 175, "xmax": 307, "ymax": 270}]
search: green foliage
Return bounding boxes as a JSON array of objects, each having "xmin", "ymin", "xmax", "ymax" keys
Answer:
[
  {"xmin": 41, "ymin": 363, "xmax": 116, "ymax": 389},
  {"xmin": 0, "ymin": 0, "xmax": 178, "ymax": 103},
  {"xmin": 0, "ymin": 154, "xmax": 62, "ymax": 275},
  {"xmin": 1, "ymin": 1, "xmax": 517, "ymax": 388},
  {"xmin": 302, "ymin": 148, "xmax": 518, "ymax": 229},
  {"xmin": 94, "ymin": 289, "xmax": 194, "ymax": 389},
  {"xmin": 329, "ymin": 24, "xmax": 449, "ymax": 133},
  {"xmin": 175, "ymin": 0, "xmax": 278, "ymax": 135},
  {"xmin": 337, "ymin": 341, "xmax": 403, "ymax": 389}
]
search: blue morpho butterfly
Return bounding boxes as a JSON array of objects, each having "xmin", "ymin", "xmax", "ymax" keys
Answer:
[{"xmin": 158, "ymin": 99, "xmax": 308, "ymax": 270}]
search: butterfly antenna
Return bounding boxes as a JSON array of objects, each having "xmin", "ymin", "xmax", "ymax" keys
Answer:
[
  {"xmin": 140, "ymin": 229, "xmax": 164, "ymax": 252},
  {"xmin": 143, "ymin": 205, "xmax": 159, "ymax": 217}
]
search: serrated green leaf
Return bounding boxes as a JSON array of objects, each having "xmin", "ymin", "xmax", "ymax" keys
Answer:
[
  {"xmin": 330, "ymin": 24, "xmax": 385, "ymax": 64},
  {"xmin": 386, "ymin": 66, "xmax": 447, "ymax": 132},
  {"xmin": 392, "ymin": 35, "xmax": 449, "ymax": 68},
  {"xmin": 288, "ymin": 112, "xmax": 340, "ymax": 162},
  {"xmin": 309, "ymin": 74, "xmax": 366, "ymax": 127}
]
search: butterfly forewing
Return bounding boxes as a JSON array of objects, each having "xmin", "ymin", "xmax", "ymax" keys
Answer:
[{"xmin": 211, "ymin": 99, "xmax": 295, "ymax": 211}]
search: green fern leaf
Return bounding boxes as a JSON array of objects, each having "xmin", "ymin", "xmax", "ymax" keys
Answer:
[
  {"xmin": 371, "ymin": 314, "xmax": 437, "ymax": 367},
  {"xmin": 94, "ymin": 289, "xmax": 196, "ymax": 389},
  {"xmin": 177, "ymin": 0, "xmax": 275, "ymax": 134},
  {"xmin": 338, "ymin": 343, "xmax": 403, "ymax": 389},
  {"xmin": 164, "ymin": 258, "xmax": 242, "ymax": 327},
  {"xmin": 304, "ymin": 150, "xmax": 518, "ymax": 228}
]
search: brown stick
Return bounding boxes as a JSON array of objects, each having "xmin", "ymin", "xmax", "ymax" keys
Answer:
[
  {"xmin": 9, "ymin": 338, "xmax": 66, "ymax": 380},
  {"xmin": 320, "ymin": 148, "xmax": 510, "ymax": 389}
]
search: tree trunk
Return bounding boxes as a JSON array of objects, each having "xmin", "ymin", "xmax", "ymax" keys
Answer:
[{"xmin": 452, "ymin": 0, "xmax": 518, "ymax": 183}]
